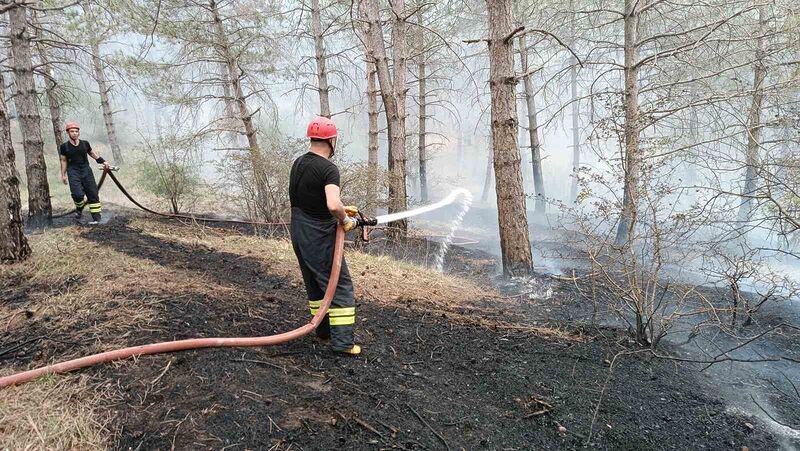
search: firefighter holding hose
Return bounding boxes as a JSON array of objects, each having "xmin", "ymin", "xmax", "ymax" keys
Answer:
[
  {"xmin": 290, "ymin": 116, "xmax": 361, "ymax": 355},
  {"xmin": 59, "ymin": 121, "xmax": 111, "ymax": 224}
]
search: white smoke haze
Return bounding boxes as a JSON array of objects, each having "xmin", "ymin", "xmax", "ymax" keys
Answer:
[{"xmin": 6, "ymin": 0, "xmax": 799, "ymax": 445}]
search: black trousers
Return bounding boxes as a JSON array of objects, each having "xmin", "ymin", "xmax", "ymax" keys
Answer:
[
  {"xmin": 67, "ymin": 166, "xmax": 101, "ymax": 215},
  {"xmin": 290, "ymin": 207, "xmax": 355, "ymax": 350}
]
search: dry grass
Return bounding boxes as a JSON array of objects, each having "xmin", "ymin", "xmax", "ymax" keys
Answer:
[
  {"xmin": 0, "ymin": 224, "xmax": 260, "ymax": 358},
  {"xmin": 0, "ymin": 373, "xmax": 111, "ymax": 450},
  {"xmin": 131, "ymin": 218, "xmax": 577, "ymax": 340}
]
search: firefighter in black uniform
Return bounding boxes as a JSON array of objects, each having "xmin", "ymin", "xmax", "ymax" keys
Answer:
[
  {"xmin": 290, "ymin": 116, "xmax": 361, "ymax": 355},
  {"xmin": 59, "ymin": 121, "xmax": 111, "ymax": 224}
]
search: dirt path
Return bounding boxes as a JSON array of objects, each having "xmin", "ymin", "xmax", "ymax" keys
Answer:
[{"xmin": 1, "ymin": 217, "xmax": 781, "ymax": 450}]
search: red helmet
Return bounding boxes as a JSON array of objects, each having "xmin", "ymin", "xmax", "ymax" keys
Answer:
[
  {"xmin": 306, "ymin": 116, "xmax": 337, "ymax": 140},
  {"xmin": 65, "ymin": 121, "xmax": 80, "ymax": 131}
]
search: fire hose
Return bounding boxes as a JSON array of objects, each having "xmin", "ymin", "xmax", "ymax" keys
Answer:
[
  {"xmin": 3, "ymin": 169, "xmax": 464, "ymax": 389},
  {"xmin": 1, "ymin": 169, "xmax": 376, "ymax": 389},
  {"xmin": 54, "ymin": 167, "xmax": 289, "ymax": 228},
  {"xmin": 0, "ymin": 227, "xmax": 353, "ymax": 389}
]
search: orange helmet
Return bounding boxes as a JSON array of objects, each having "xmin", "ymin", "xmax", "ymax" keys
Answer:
[
  {"xmin": 306, "ymin": 116, "xmax": 337, "ymax": 140},
  {"xmin": 65, "ymin": 121, "xmax": 80, "ymax": 131}
]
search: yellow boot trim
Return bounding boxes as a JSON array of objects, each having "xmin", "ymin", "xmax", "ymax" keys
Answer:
[
  {"xmin": 328, "ymin": 307, "xmax": 355, "ymax": 325},
  {"xmin": 328, "ymin": 307, "xmax": 355, "ymax": 316}
]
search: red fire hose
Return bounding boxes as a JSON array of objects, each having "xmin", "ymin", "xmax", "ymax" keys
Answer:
[{"xmin": 0, "ymin": 227, "xmax": 345, "ymax": 389}]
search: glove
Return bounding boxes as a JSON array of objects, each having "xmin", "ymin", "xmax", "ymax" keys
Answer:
[
  {"xmin": 344, "ymin": 206, "xmax": 359, "ymax": 217},
  {"xmin": 342, "ymin": 216, "xmax": 357, "ymax": 232}
]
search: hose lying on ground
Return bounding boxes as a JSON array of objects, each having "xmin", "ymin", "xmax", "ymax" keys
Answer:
[
  {"xmin": 53, "ymin": 167, "xmax": 287, "ymax": 228},
  {"xmin": 0, "ymin": 226, "xmax": 345, "ymax": 389},
  {"xmin": 8, "ymin": 170, "xmax": 467, "ymax": 388}
]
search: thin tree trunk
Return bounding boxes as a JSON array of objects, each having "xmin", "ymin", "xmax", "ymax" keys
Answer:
[
  {"xmin": 366, "ymin": 60, "xmax": 379, "ymax": 216},
  {"xmin": 210, "ymin": 0, "xmax": 270, "ymax": 220},
  {"xmin": 569, "ymin": 56, "xmax": 580, "ymax": 203},
  {"xmin": 417, "ymin": 10, "xmax": 428, "ymax": 203},
  {"xmin": 38, "ymin": 47, "xmax": 64, "ymax": 147},
  {"xmin": 614, "ymin": 0, "xmax": 641, "ymax": 246},
  {"xmin": 481, "ymin": 145, "xmax": 493, "ymax": 203},
  {"xmin": 685, "ymin": 107, "xmax": 698, "ymax": 190},
  {"xmin": 218, "ymin": 62, "xmax": 242, "ymax": 146},
  {"xmin": 362, "ymin": 0, "xmax": 408, "ymax": 234},
  {"xmin": 456, "ymin": 131, "xmax": 463, "ymax": 177},
  {"xmin": 518, "ymin": 33, "xmax": 545, "ymax": 214},
  {"xmin": 310, "ymin": 0, "xmax": 331, "ymax": 117},
  {"xmin": 32, "ymin": 12, "xmax": 64, "ymax": 148},
  {"xmin": 9, "ymin": 5, "xmax": 51, "ymax": 228},
  {"xmin": 738, "ymin": 4, "xmax": 767, "ymax": 225},
  {"xmin": 90, "ymin": 42, "xmax": 124, "ymax": 164},
  {"xmin": 486, "ymin": 0, "xmax": 533, "ymax": 276},
  {"xmin": 0, "ymin": 69, "xmax": 30, "ymax": 262}
]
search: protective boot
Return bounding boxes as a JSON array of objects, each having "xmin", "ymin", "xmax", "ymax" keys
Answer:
[
  {"xmin": 73, "ymin": 198, "xmax": 86, "ymax": 222},
  {"xmin": 89, "ymin": 212, "xmax": 101, "ymax": 225},
  {"xmin": 335, "ymin": 345, "xmax": 361, "ymax": 355}
]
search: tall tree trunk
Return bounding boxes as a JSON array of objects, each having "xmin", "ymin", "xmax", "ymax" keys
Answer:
[
  {"xmin": 486, "ymin": 0, "xmax": 533, "ymax": 276},
  {"xmin": 366, "ymin": 60, "xmax": 379, "ymax": 216},
  {"xmin": 614, "ymin": 0, "xmax": 642, "ymax": 246},
  {"xmin": 219, "ymin": 62, "xmax": 242, "ymax": 146},
  {"xmin": 9, "ymin": 5, "xmax": 51, "ymax": 228},
  {"xmin": 90, "ymin": 42, "xmax": 124, "ymax": 164},
  {"xmin": 0, "ymin": 70, "xmax": 30, "ymax": 262},
  {"xmin": 362, "ymin": 0, "xmax": 408, "ymax": 234},
  {"xmin": 310, "ymin": 0, "xmax": 331, "ymax": 117},
  {"xmin": 32, "ymin": 11, "xmax": 64, "ymax": 148},
  {"xmin": 417, "ymin": 10, "xmax": 428, "ymax": 203},
  {"xmin": 569, "ymin": 56, "xmax": 580, "ymax": 203},
  {"xmin": 738, "ymin": 5, "xmax": 767, "ymax": 224},
  {"xmin": 210, "ymin": 0, "xmax": 270, "ymax": 220},
  {"xmin": 37, "ymin": 46, "xmax": 64, "ymax": 147},
  {"xmin": 518, "ymin": 33, "xmax": 545, "ymax": 214}
]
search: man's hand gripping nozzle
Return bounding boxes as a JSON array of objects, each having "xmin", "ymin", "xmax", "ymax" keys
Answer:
[{"xmin": 345, "ymin": 206, "xmax": 377, "ymax": 242}]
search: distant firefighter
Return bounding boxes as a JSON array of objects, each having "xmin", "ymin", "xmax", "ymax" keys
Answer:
[{"xmin": 59, "ymin": 121, "xmax": 111, "ymax": 224}]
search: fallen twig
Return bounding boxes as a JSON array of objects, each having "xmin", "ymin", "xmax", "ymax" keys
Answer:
[
  {"xmin": 353, "ymin": 416, "xmax": 384, "ymax": 438},
  {"xmin": 151, "ymin": 360, "xmax": 172, "ymax": 386},
  {"xmin": 586, "ymin": 350, "xmax": 646, "ymax": 445},
  {"xmin": 376, "ymin": 419, "xmax": 399, "ymax": 436},
  {"xmin": 0, "ymin": 336, "xmax": 42, "ymax": 358},
  {"xmin": 407, "ymin": 403, "xmax": 451, "ymax": 451},
  {"xmin": 521, "ymin": 397, "xmax": 554, "ymax": 418},
  {"xmin": 231, "ymin": 357, "xmax": 287, "ymax": 373}
]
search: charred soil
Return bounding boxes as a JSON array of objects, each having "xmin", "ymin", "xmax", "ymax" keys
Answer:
[{"xmin": 1, "ymin": 216, "xmax": 781, "ymax": 450}]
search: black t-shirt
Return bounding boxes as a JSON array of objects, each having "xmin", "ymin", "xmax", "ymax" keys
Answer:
[
  {"xmin": 289, "ymin": 152, "xmax": 340, "ymax": 220},
  {"xmin": 59, "ymin": 140, "xmax": 93, "ymax": 169}
]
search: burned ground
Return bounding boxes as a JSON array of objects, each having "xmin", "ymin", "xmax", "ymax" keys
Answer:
[{"xmin": 0, "ymin": 216, "xmax": 786, "ymax": 450}]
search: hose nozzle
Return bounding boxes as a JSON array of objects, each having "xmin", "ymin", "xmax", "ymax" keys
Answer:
[
  {"xmin": 356, "ymin": 213, "xmax": 377, "ymax": 227},
  {"xmin": 355, "ymin": 212, "xmax": 377, "ymax": 242}
]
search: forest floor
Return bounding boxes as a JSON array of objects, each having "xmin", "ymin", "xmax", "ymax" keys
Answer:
[{"xmin": 0, "ymin": 212, "xmax": 791, "ymax": 450}]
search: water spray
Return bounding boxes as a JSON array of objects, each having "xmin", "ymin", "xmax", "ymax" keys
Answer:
[
  {"xmin": 366, "ymin": 188, "xmax": 474, "ymax": 272},
  {"xmin": 433, "ymin": 190, "xmax": 473, "ymax": 272},
  {"xmin": 375, "ymin": 188, "xmax": 473, "ymax": 225}
]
